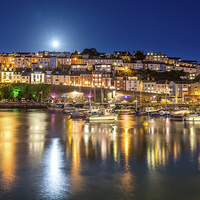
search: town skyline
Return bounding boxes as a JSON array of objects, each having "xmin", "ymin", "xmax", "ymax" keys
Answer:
[
  {"xmin": 0, "ymin": 49, "xmax": 199, "ymax": 63},
  {"xmin": 1, "ymin": 0, "xmax": 200, "ymax": 61}
]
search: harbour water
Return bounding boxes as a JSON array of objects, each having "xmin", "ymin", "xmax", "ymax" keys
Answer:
[{"xmin": 1, "ymin": 109, "xmax": 200, "ymax": 200}]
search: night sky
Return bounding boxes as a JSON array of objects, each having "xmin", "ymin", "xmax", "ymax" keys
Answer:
[{"xmin": 1, "ymin": 0, "xmax": 199, "ymax": 61}]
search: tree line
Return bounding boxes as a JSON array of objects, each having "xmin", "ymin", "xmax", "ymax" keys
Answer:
[{"xmin": 0, "ymin": 83, "xmax": 51, "ymax": 100}]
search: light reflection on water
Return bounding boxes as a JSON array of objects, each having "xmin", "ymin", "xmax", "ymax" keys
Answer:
[{"xmin": 0, "ymin": 110, "xmax": 200, "ymax": 199}]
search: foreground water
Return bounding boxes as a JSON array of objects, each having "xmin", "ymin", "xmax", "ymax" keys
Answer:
[{"xmin": 0, "ymin": 109, "xmax": 200, "ymax": 200}]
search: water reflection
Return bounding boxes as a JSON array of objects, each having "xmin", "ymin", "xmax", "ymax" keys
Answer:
[
  {"xmin": 1, "ymin": 110, "xmax": 200, "ymax": 199},
  {"xmin": 0, "ymin": 112, "xmax": 18, "ymax": 192}
]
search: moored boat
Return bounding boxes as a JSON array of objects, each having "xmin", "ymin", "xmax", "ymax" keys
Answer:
[
  {"xmin": 136, "ymin": 107, "xmax": 162, "ymax": 115},
  {"xmin": 70, "ymin": 111, "xmax": 86, "ymax": 119},
  {"xmin": 184, "ymin": 113, "xmax": 200, "ymax": 121},
  {"xmin": 87, "ymin": 108, "xmax": 118, "ymax": 121},
  {"xmin": 151, "ymin": 110, "xmax": 170, "ymax": 117},
  {"xmin": 48, "ymin": 104, "xmax": 65, "ymax": 113}
]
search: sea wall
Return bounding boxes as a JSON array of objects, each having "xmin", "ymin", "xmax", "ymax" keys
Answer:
[{"xmin": 0, "ymin": 103, "xmax": 48, "ymax": 108}]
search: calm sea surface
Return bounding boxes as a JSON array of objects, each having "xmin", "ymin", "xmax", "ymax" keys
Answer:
[{"xmin": 0, "ymin": 109, "xmax": 200, "ymax": 200}]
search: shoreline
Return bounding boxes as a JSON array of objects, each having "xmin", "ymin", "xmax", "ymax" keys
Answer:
[{"xmin": 0, "ymin": 103, "xmax": 49, "ymax": 109}]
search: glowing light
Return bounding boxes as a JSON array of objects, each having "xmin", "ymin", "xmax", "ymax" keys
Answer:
[
  {"xmin": 152, "ymin": 94, "xmax": 156, "ymax": 99},
  {"xmin": 87, "ymin": 93, "xmax": 93, "ymax": 98},
  {"xmin": 53, "ymin": 41, "xmax": 58, "ymax": 47},
  {"xmin": 50, "ymin": 93, "xmax": 56, "ymax": 98},
  {"xmin": 123, "ymin": 95, "xmax": 130, "ymax": 99}
]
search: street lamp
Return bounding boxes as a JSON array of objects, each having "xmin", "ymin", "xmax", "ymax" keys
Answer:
[{"xmin": 87, "ymin": 93, "xmax": 93, "ymax": 109}]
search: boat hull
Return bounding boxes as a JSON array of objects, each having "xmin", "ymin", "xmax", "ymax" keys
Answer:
[
  {"xmin": 184, "ymin": 114, "xmax": 200, "ymax": 121},
  {"xmin": 88, "ymin": 114, "xmax": 118, "ymax": 121},
  {"xmin": 170, "ymin": 115, "xmax": 184, "ymax": 121},
  {"xmin": 48, "ymin": 108, "xmax": 64, "ymax": 113}
]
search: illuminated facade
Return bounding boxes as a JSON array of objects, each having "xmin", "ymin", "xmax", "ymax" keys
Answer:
[
  {"xmin": 115, "ymin": 77, "xmax": 126, "ymax": 91},
  {"xmin": 146, "ymin": 52, "xmax": 168, "ymax": 63},
  {"xmin": 143, "ymin": 80, "xmax": 156, "ymax": 93},
  {"xmin": 189, "ymin": 82, "xmax": 200, "ymax": 95},
  {"xmin": 156, "ymin": 81, "xmax": 169, "ymax": 94},
  {"xmin": 102, "ymin": 73, "xmax": 112, "ymax": 89},
  {"xmin": 92, "ymin": 72, "xmax": 102, "ymax": 87},
  {"xmin": 125, "ymin": 76, "xmax": 139, "ymax": 92},
  {"xmin": 31, "ymin": 70, "xmax": 45, "ymax": 84},
  {"xmin": 80, "ymin": 73, "xmax": 92, "ymax": 87},
  {"xmin": 169, "ymin": 81, "xmax": 191, "ymax": 103},
  {"xmin": 1, "ymin": 67, "xmax": 14, "ymax": 83},
  {"xmin": 52, "ymin": 71, "xmax": 70, "ymax": 85},
  {"xmin": 70, "ymin": 75, "xmax": 80, "ymax": 86},
  {"xmin": 95, "ymin": 64, "xmax": 111, "ymax": 72}
]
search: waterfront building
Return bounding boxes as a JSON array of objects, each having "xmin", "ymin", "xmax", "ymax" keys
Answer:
[
  {"xmin": 1, "ymin": 66, "xmax": 14, "ymax": 83},
  {"xmin": 102, "ymin": 73, "xmax": 112, "ymax": 89},
  {"xmin": 45, "ymin": 69, "xmax": 53, "ymax": 84},
  {"xmin": 13, "ymin": 70, "xmax": 23, "ymax": 83},
  {"xmin": 92, "ymin": 71, "xmax": 102, "ymax": 87},
  {"xmin": 52, "ymin": 71, "xmax": 70, "ymax": 85},
  {"xmin": 142, "ymin": 80, "xmax": 156, "ymax": 93},
  {"xmin": 80, "ymin": 72, "xmax": 92, "ymax": 87},
  {"xmin": 30, "ymin": 69, "xmax": 45, "ymax": 84},
  {"xmin": 115, "ymin": 77, "xmax": 126, "ymax": 91},
  {"xmin": 190, "ymin": 82, "xmax": 200, "ymax": 95},
  {"xmin": 70, "ymin": 74, "xmax": 81, "ymax": 86},
  {"xmin": 169, "ymin": 81, "xmax": 191, "ymax": 103},
  {"xmin": 21, "ymin": 71, "xmax": 31, "ymax": 84},
  {"xmin": 156, "ymin": 81, "xmax": 169, "ymax": 94},
  {"xmin": 125, "ymin": 76, "xmax": 139, "ymax": 92}
]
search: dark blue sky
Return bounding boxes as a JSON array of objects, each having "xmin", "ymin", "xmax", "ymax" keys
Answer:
[{"xmin": 1, "ymin": 0, "xmax": 199, "ymax": 61}]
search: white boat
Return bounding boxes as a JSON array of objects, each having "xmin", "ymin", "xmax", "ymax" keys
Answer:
[
  {"xmin": 169, "ymin": 109, "xmax": 189, "ymax": 121},
  {"xmin": 87, "ymin": 108, "xmax": 118, "ymax": 121},
  {"xmin": 184, "ymin": 113, "xmax": 200, "ymax": 121},
  {"xmin": 170, "ymin": 109, "xmax": 189, "ymax": 115}
]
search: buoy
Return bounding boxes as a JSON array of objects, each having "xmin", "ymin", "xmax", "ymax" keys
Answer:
[{"xmin": 143, "ymin": 122, "xmax": 148, "ymax": 126}]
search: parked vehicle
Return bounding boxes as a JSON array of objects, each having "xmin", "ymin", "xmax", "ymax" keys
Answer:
[{"xmin": 21, "ymin": 98, "xmax": 26, "ymax": 103}]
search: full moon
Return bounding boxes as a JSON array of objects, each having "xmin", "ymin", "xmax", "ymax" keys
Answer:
[{"xmin": 53, "ymin": 41, "xmax": 58, "ymax": 47}]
